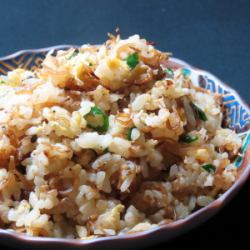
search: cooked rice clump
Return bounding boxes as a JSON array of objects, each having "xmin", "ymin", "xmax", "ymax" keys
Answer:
[{"xmin": 0, "ymin": 34, "xmax": 241, "ymax": 239}]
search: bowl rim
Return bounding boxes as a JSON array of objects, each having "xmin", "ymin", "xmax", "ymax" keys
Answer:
[{"xmin": 0, "ymin": 45, "xmax": 249, "ymax": 247}]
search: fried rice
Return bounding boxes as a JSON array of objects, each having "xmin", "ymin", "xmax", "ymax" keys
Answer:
[{"xmin": 0, "ymin": 34, "xmax": 242, "ymax": 239}]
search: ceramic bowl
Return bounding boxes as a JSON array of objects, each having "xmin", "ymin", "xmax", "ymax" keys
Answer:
[{"xmin": 0, "ymin": 46, "xmax": 249, "ymax": 250}]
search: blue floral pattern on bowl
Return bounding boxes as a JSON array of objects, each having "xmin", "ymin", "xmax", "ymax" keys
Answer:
[{"xmin": 183, "ymin": 65, "xmax": 250, "ymax": 168}]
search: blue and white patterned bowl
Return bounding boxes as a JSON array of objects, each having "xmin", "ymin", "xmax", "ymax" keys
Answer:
[{"xmin": 0, "ymin": 46, "xmax": 249, "ymax": 249}]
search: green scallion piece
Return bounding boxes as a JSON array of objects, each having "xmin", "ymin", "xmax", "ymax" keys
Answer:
[
  {"xmin": 126, "ymin": 53, "xmax": 139, "ymax": 69},
  {"xmin": 164, "ymin": 67, "xmax": 174, "ymax": 77},
  {"xmin": 103, "ymin": 148, "xmax": 109, "ymax": 153},
  {"xmin": 127, "ymin": 127, "xmax": 136, "ymax": 141},
  {"xmin": 179, "ymin": 134, "xmax": 199, "ymax": 143},
  {"xmin": 191, "ymin": 102, "xmax": 208, "ymax": 121},
  {"xmin": 68, "ymin": 50, "xmax": 79, "ymax": 60},
  {"xmin": 202, "ymin": 164, "xmax": 216, "ymax": 173},
  {"xmin": 84, "ymin": 106, "xmax": 109, "ymax": 133}
]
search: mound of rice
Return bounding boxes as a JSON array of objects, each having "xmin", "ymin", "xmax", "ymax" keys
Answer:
[{"xmin": 0, "ymin": 34, "xmax": 241, "ymax": 239}]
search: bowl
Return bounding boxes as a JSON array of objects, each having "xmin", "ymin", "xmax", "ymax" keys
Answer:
[{"xmin": 0, "ymin": 46, "xmax": 249, "ymax": 250}]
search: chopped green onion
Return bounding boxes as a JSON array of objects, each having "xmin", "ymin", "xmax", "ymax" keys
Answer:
[
  {"xmin": 126, "ymin": 53, "xmax": 139, "ymax": 69},
  {"xmin": 103, "ymin": 148, "xmax": 109, "ymax": 153},
  {"xmin": 68, "ymin": 50, "xmax": 79, "ymax": 60},
  {"xmin": 0, "ymin": 80, "xmax": 6, "ymax": 84},
  {"xmin": 89, "ymin": 62, "xmax": 93, "ymax": 66},
  {"xmin": 84, "ymin": 106, "xmax": 109, "ymax": 133},
  {"xmin": 182, "ymin": 68, "xmax": 191, "ymax": 78},
  {"xmin": 191, "ymin": 103, "xmax": 208, "ymax": 121},
  {"xmin": 202, "ymin": 164, "xmax": 216, "ymax": 173},
  {"xmin": 179, "ymin": 134, "xmax": 199, "ymax": 143},
  {"xmin": 127, "ymin": 127, "xmax": 136, "ymax": 141},
  {"xmin": 164, "ymin": 67, "xmax": 174, "ymax": 77}
]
